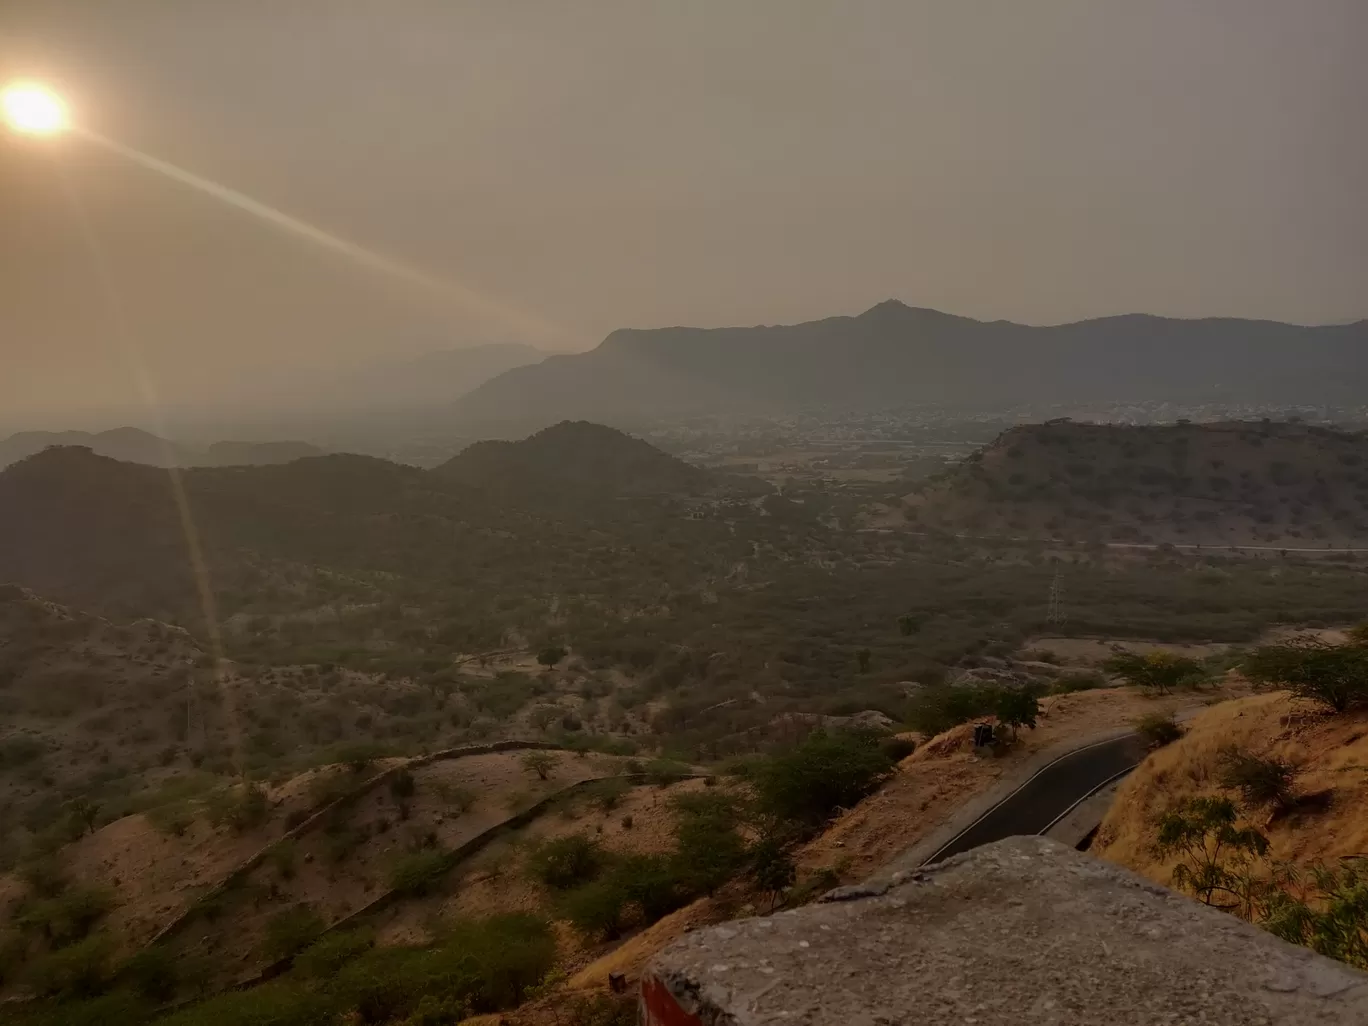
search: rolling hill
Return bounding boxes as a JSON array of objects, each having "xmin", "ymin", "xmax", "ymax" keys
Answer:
[
  {"xmin": 435, "ymin": 420, "xmax": 714, "ymax": 504},
  {"xmin": 0, "ymin": 428, "xmax": 324, "ymax": 470},
  {"xmin": 450, "ymin": 301, "xmax": 1368, "ymax": 429},
  {"xmin": 906, "ymin": 420, "xmax": 1368, "ymax": 547}
]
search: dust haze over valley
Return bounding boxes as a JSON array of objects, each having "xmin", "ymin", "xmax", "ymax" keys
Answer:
[{"xmin": 2, "ymin": 3, "xmax": 1368, "ymax": 1025}]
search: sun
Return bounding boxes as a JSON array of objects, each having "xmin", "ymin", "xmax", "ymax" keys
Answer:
[{"xmin": 1, "ymin": 82, "xmax": 69, "ymax": 136}]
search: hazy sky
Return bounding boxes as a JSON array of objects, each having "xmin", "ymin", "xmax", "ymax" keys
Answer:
[{"xmin": 1, "ymin": 1, "xmax": 1365, "ymax": 428}]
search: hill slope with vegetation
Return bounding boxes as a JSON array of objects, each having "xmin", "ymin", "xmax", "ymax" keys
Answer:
[
  {"xmin": 1094, "ymin": 629, "xmax": 1368, "ymax": 969},
  {"xmin": 907, "ymin": 420, "xmax": 1368, "ymax": 547}
]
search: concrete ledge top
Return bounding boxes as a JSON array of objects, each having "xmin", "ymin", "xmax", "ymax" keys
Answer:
[{"xmin": 644, "ymin": 837, "xmax": 1368, "ymax": 1025}]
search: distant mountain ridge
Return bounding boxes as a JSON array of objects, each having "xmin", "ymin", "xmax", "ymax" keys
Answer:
[
  {"xmin": 0, "ymin": 428, "xmax": 325, "ymax": 470},
  {"xmin": 452, "ymin": 301, "xmax": 1368, "ymax": 429}
]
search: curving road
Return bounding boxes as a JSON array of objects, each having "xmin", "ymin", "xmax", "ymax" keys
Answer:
[{"xmin": 921, "ymin": 733, "xmax": 1148, "ymax": 865}]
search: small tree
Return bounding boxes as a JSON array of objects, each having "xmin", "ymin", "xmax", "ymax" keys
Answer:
[
  {"xmin": 1155, "ymin": 796, "xmax": 1270, "ymax": 916},
  {"xmin": 1218, "ymin": 747, "xmax": 1299, "ymax": 814},
  {"xmin": 670, "ymin": 792, "xmax": 749, "ymax": 896},
  {"xmin": 753, "ymin": 731, "xmax": 893, "ymax": 830},
  {"xmin": 64, "ymin": 797, "xmax": 100, "ymax": 837},
  {"xmin": 521, "ymin": 751, "xmax": 556, "ymax": 781},
  {"xmin": 1242, "ymin": 641, "xmax": 1368, "ymax": 714},
  {"xmin": 1263, "ymin": 859, "xmax": 1368, "ymax": 970},
  {"xmin": 528, "ymin": 835, "xmax": 602, "ymax": 890},
  {"xmin": 1105, "ymin": 651, "xmax": 1207, "ymax": 695},
  {"xmin": 1134, "ymin": 712, "xmax": 1184, "ymax": 748},
  {"xmin": 389, "ymin": 768, "xmax": 417, "ymax": 801},
  {"xmin": 897, "ymin": 613, "xmax": 925, "ymax": 637},
  {"xmin": 749, "ymin": 836, "xmax": 797, "ymax": 910},
  {"xmin": 994, "ymin": 688, "xmax": 1039, "ymax": 741},
  {"xmin": 559, "ymin": 879, "xmax": 628, "ymax": 941},
  {"xmin": 262, "ymin": 906, "xmax": 324, "ymax": 962},
  {"xmin": 537, "ymin": 645, "xmax": 567, "ymax": 669}
]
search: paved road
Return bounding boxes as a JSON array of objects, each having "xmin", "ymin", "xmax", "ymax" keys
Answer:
[{"xmin": 921, "ymin": 733, "xmax": 1149, "ymax": 865}]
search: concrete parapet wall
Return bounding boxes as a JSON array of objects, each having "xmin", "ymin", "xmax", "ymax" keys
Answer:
[{"xmin": 644, "ymin": 836, "xmax": 1368, "ymax": 1025}]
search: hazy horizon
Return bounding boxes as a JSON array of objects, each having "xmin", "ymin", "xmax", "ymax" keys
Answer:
[{"xmin": 2, "ymin": 1, "xmax": 1365, "ymax": 429}]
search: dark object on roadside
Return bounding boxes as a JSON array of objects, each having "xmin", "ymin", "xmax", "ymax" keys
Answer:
[
  {"xmin": 609, "ymin": 971, "xmax": 628, "ymax": 994},
  {"xmin": 972, "ymin": 723, "xmax": 995, "ymax": 748}
]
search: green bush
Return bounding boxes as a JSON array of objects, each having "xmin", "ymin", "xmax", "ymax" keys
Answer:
[
  {"xmin": 1218, "ymin": 747, "xmax": 1299, "ymax": 812},
  {"xmin": 157, "ymin": 981, "xmax": 333, "ymax": 1026},
  {"xmin": 292, "ymin": 929, "xmax": 374, "ymax": 979},
  {"xmin": 119, "ymin": 945, "xmax": 179, "ymax": 1003},
  {"xmin": 387, "ymin": 849, "xmax": 450, "ymax": 897},
  {"xmin": 528, "ymin": 835, "xmax": 603, "ymax": 890},
  {"xmin": 878, "ymin": 736, "xmax": 917, "ymax": 762},
  {"xmin": 586, "ymin": 777, "xmax": 630, "ymax": 812},
  {"xmin": 906, "ymin": 684, "xmax": 1000, "ymax": 737},
  {"xmin": 329, "ymin": 915, "xmax": 554, "ymax": 1021},
  {"xmin": 753, "ymin": 731, "xmax": 893, "ymax": 829},
  {"xmin": 25, "ymin": 933, "xmax": 115, "ymax": 999},
  {"xmin": 670, "ymin": 792, "xmax": 749, "ymax": 894},
  {"xmin": 262, "ymin": 906, "xmax": 325, "ymax": 963},
  {"xmin": 15, "ymin": 887, "xmax": 113, "ymax": 948},
  {"xmin": 1049, "ymin": 673, "xmax": 1105, "ymax": 694},
  {"xmin": 559, "ymin": 878, "xmax": 629, "ymax": 941},
  {"xmin": 1134, "ymin": 712, "xmax": 1184, "ymax": 748},
  {"xmin": 612, "ymin": 854, "xmax": 690, "ymax": 922}
]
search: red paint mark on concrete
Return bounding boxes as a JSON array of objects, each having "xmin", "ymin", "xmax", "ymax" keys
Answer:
[{"xmin": 641, "ymin": 973, "xmax": 704, "ymax": 1026}]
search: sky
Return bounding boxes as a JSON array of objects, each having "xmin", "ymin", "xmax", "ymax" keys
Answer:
[{"xmin": 1, "ymin": 0, "xmax": 1365, "ymax": 429}]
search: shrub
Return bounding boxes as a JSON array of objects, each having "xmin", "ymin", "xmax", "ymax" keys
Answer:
[
  {"xmin": 15, "ymin": 886, "xmax": 113, "ymax": 948},
  {"xmin": 586, "ymin": 777, "xmax": 630, "ymax": 812},
  {"xmin": 906, "ymin": 684, "xmax": 999, "ymax": 736},
  {"xmin": 208, "ymin": 781, "xmax": 270, "ymax": 833},
  {"xmin": 1218, "ymin": 748, "xmax": 1299, "ymax": 812},
  {"xmin": 263, "ymin": 906, "xmax": 325, "ymax": 963},
  {"xmin": 1134, "ymin": 712, "xmax": 1184, "ymax": 748},
  {"xmin": 878, "ymin": 736, "xmax": 917, "ymax": 763},
  {"xmin": 753, "ymin": 731, "xmax": 893, "ymax": 829},
  {"xmin": 269, "ymin": 839, "xmax": 298, "ymax": 881},
  {"xmin": 388, "ymin": 849, "xmax": 450, "ymax": 897},
  {"xmin": 528, "ymin": 835, "xmax": 602, "ymax": 890},
  {"xmin": 670, "ymin": 792, "xmax": 749, "ymax": 894},
  {"xmin": 120, "ymin": 945, "xmax": 179, "ymax": 1003},
  {"xmin": 25, "ymin": 933, "xmax": 116, "ymax": 999},
  {"xmin": 749, "ymin": 835, "xmax": 797, "ymax": 905},
  {"xmin": 565, "ymin": 993, "xmax": 638, "ymax": 1026},
  {"xmin": 612, "ymin": 854, "xmax": 690, "ymax": 922},
  {"xmin": 643, "ymin": 758, "xmax": 692, "ymax": 786},
  {"xmin": 388, "ymin": 768, "xmax": 416, "ymax": 800},
  {"xmin": 1050, "ymin": 674, "xmax": 1105, "ymax": 694},
  {"xmin": 1242, "ymin": 641, "xmax": 1368, "ymax": 713},
  {"xmin": 559, "ymin": 878, "xmax": 628, "ymax": 941},
  {"xmin": 434, "ymin": 782, "xmax": 476, "ymax": 814},
  {"xmin": 156, "ymin": 981, "xmax": 332, "ymax": 1026},
  {"xmin": 292, "ymin": 929, "xmax": 374, "ymax": 979}
]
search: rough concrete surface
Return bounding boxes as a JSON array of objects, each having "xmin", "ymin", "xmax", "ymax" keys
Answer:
[{"xmin": 645, "ymin": 837, "xmax": 1368, "ymax": 1025}]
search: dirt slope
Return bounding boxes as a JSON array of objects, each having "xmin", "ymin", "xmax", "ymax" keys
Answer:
[{"xmin": 1093, "ymin": 692, "xmax": 1368, "ymax": 882}]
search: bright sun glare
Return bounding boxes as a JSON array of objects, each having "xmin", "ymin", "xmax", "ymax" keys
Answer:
[{"xmin": 1, "ymin": 82, "xmax": 69, "ymax": 136}]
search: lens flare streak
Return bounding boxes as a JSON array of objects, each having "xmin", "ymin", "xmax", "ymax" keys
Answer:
[{"xmin": 76, "ymin": 128, "xmax": 558, "ymax": 340}]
